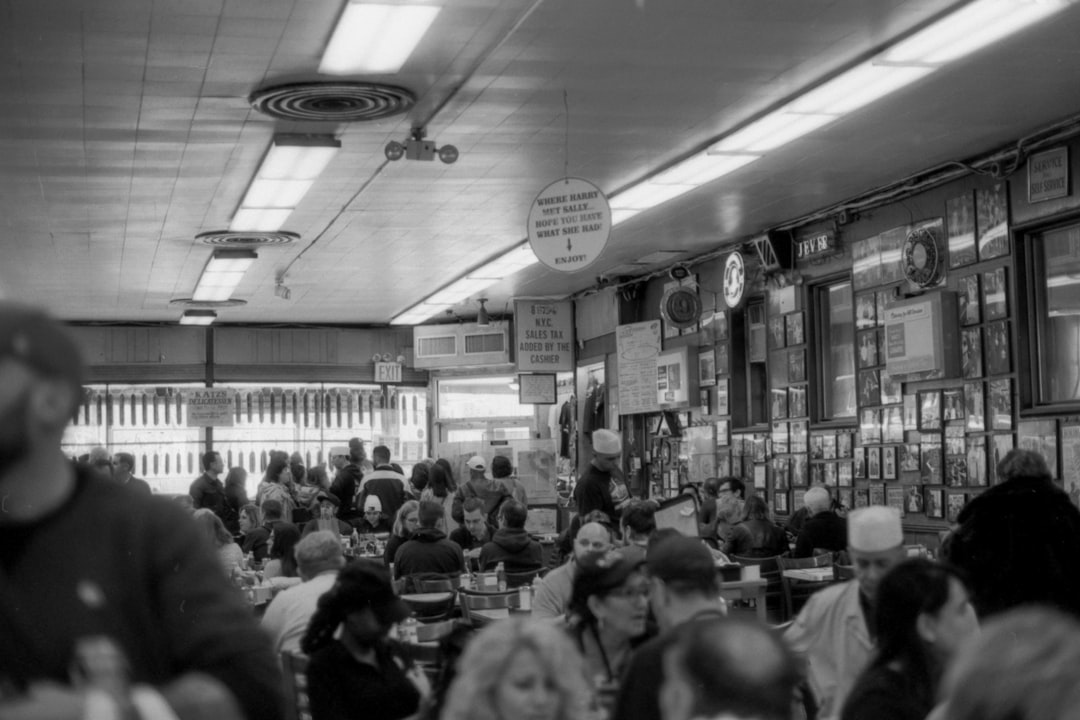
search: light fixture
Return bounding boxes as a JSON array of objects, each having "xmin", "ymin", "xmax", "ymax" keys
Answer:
[
  {"xmin": 385, "ymin": 127, "xmax": 459, "ymax": 164},
  {"xmin": 477, "ymin": 298, "xmax": 490, "ymax": 327},
  {"xmin": 230, "ymin": 135, "xmax": 340, "ymax": 232},
  {"xmin": 609, "ymin": 0, "xmax": 1070, "ymax": 227},
  {"xmin": 319, "ymin": 2, "xmax": 440, "ymax": 75},
  {"xmin": 179, "ymin": 310, "xmax": 217, "ymax": 326},
  {"xmin": 192, "ymin": 249, "xmax": 258, "ymax": 302}
]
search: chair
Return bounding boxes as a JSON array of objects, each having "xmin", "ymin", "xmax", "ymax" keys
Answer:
[
  {"xmin": 401, "ymin": 591, "xmax": 457, "ymax": 622},
  {"xmin": 731, "ymin": 553, "xmax": 787, "ymax": 623},
  {"xmin": 412, "ymin": 574, "xmax": 461, "ymax": 593},
  {"xmin": 458, "ymin": 588, "xmax": 520, "ymax": 627},
  {"xmin": 777, "ymin": 553, "xmax": 834, "ymax": 621},
  {"xmin": 280, "ymin": 651, "xmax": 312, "ymax": 720},
  {"xmin": 503, "ymin": 567, "xmax": 546, "ymax": 588},
  {"xmin": 403, "ymin": 619, "xmax": 460, "ymax": 666}
]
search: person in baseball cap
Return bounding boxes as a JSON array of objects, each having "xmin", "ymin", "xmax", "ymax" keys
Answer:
[{"xmin": 466, "ymin": 454, "xmax": 486, "ymax": 474}]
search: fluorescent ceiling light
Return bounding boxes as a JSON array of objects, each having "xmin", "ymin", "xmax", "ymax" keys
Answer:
[
  {"xmin": 320, "ymin": 3, "xmax": 441, "ymax": 75},
  {"xmin": 192, "ymin": 249, "xmax": 257, "ymax": 303},
  {"xmin": 788, "ymin": 64, "xmax": 933, "ymax": 116},
  {"xmin": 230, "ymin": 136, "xmax": 340, "ymax": 232},
  {"xmin": 611, "ymin": 182, "xmax": 697, "ymax": 211},
  {"xmin": 426, "ymin": 277, "xmax": 496, "ymax": 306},
  {"xmin": 651, "ymin": 153, "xmax": 760, "ymax": 186},
  {"xmin": 390, "ymin": 304, "xmax": 452, "ymax": 326},
  {"xmin": 467, "ymin": 242, "xmax": 540, "ymax": 279},
  {"xmin": 711, "ymin": 112, "xmax": 835, "ymax": 153},
  {"xmin": 179, "ymin": 310, "xmax": 217, "ymax": 326}
]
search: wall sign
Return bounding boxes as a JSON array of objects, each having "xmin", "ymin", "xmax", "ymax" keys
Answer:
[
  {"xmin": 514, "ymin": 299, "xmax": 574, "ymax": 372},
  {"xmin": 723, "ymin": 251, "xmax": 746, "ymax": 308},
  {"xmin": 616, "ymin": 320, "xmax": 662, "ymax": 415},
  {"xmin": 656, "ymin": 346, "xmax": 692, "ymax": 409},
  {"xmin": 185, "ymin": 388, "xmax": 236, "ymax": 427},
  {"xmin": 1028, "ymin": 146, "xmax": 1069, "ymax": 203},
  {"xmin": 518, "ymin": 373, "xmax": 557, "ymax": 404},
  {"xmin": 796, "ymin": 231, "xmax": 836, "ymax": 260},
  {"xmin": 374, "ymin": 361, "xmax": 403, "ymax": 383},
  {"xmin": 527, "ymin": 177, "xmax": 611, "ymax": 273},
  {"xmin": 884, "ymin": 291, "xmax": 959, "ymax": 379}
]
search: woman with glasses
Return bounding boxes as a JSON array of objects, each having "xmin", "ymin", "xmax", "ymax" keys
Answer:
[{"xmin": 567, "ymin": 546, "xmax": 653, "ymax": 716}]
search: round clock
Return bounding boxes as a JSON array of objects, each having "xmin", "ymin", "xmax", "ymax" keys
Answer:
[
  {"xmin": 903, "ymin": 227, "xmax": 942, "ymax": 288},
  {"xmin": 723, "ymin": 251, "xmax": 746, "ymax": 308}
]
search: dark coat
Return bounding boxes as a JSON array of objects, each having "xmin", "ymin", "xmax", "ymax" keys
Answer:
[
  {"xmin": 392, "ymin": 528, "xmax": 464, "ymax": 579},
  {"xmin": 793, "ymin": 510, "xmax": 847, "ymax": 558},
  {"xmin": 478, "ymin": 527, "xmax": 544, "ymax": 572}
]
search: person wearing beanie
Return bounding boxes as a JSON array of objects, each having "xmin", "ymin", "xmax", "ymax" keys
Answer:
[
  {"xmin": 783, "ymin": 505, "xmax": 907, "ymax": 720},
  {"xmin": 574, "ymin": 428, "xmax": 623, "ymax": 521}
]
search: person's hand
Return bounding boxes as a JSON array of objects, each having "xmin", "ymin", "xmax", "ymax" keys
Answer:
[
  {"xmin": 0, "ymin": 682, "xmax": 85, "ymax": 720},
  {"xmin": 464, "ymin": 548, "xmax": 481, "ymax": 559},
  {"xmin": 404, "ymin": 665, "xmax": 432, "ymax": 699}
]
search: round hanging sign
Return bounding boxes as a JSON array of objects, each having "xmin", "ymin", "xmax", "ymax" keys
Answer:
[
  {"xmin": 723, "ymin": 251, "xmax": 746, "ymax": 308},
  {"xmin": 903, "ymin": 225, "xmax": 943, "ymax": 288},
  {"xmin": 527, "ymin": 177, "xmax": 611, "ymax": 273}
]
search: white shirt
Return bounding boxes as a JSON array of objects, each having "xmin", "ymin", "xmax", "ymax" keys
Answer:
[{"xmin": 260, "ymin": 571, "xmax": 340, "ymax": 656}]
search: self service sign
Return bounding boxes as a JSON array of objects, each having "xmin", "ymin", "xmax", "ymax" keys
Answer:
[{"xmin": 514, "ymin": 299, "xmax": 574, "ymax": 372}]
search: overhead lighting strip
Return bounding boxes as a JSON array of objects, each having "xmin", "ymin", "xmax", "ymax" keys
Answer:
[
  {"xmin": 320, "ymin": 2, "xmax": 441, "ymax": 75},
  {"xmin": 192, "ymin": 249, "xmax": 258, "ymax": 303}
]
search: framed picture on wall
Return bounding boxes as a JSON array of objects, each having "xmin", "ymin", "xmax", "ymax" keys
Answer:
[
  {"xmin": 965, "ymin": 382, "xmax": 985, "ymax": 431},
  {"xmin": 858, "ymin": 369, "xmax": 880, "ymax": 408},
  {"xmin": 958, "ymin": 274, "xmax": 981, "ymax": 325},
  {"xmin": 922, "ymin": 437, "xmax": 943, "ymax": 484},
  {"xmin": 883, "ymin": 446, "xmax": 897, "ymax": 479},
  {"xmin": 926, "ymin": 488, "xmax": 944, "ymax": 519},
  {"xmin": 788, "ymin": 385, "xmax": 808, "ymax": 418},
  {"xmin": 856, "ymin": 292, "xmax": 877, "ymax": 329},
  {"xmin": 838, "ymin": 462, "xmax": 853, "ymax": 487},
  {"xmin": 860, "ymin": 408, "xmax": 882, "ymax": 445},
  {"xmin": 976, "ymin": 183, "xmax": 1010, "ymax": 260},
  {"xmin": 983, "ymin": 267, "xmax": 1009, "ymax": 320},
  {"xmin": 942, "ymin": 389, "xmax": 965, "ymax": 422},
  {"xmin": 857, "ymin": 329, "xmax": 880, "ymax": 369},
  {"xmin": 880, "ymin": 371, "xmax": 901, "ymax": 406},
  {"xmin": 774, "ymin": 457, "xmax": 790, "ymax": 491},
  {"xmin": 946, "ymin": 491, "xmax": 968, "ymax": 523},
  {"xmin": 788, "ymin": 350, "xmax": 807, "ymax": 383},
  {"xmin": 716, "ymin": 343, "xmax": 730, "ymax": 376},
  {"xmin": 715, "ymin": 379, "xmax": 729, "ymax": 416},
  {"xmin": 967, "ymin": 436, "xmax": 988, "ymax": 487},
  {"xmin": 901, "ymin": 443, "xmax": 921, "ymax": 473},
  {"xmin": 876, "ymin": 288, "xmax": 895, "ymax": 327},
  {"xmin": 946, "ymin": 457, "xmax": 968, "ymax": 487},
  {"xmin": 698, "ymin": 349, "xmax": 716, "ymax": 387},
  {"xmin": 991, "ymin": 434, "xmax": 1015, "ymax": 483},
  {"xmin": 905, "ymin": 485, "xmax": 924, "ymax": 514},
  {"xmin": 867, "ymin": 447, "xmax": 881, "ymax": 479},
  {"xmin": 883, "ymin": 406, "xmax": 905, "ymax": 444},
  {"xmin": 855, "ymin": 489, "xmax": 870, "ymax": 509},
  {"xmin": 947, "ymin": 191, "xmax": 977, "ymax": 268},
  {"xmin": 837, "ymin": 488, "xmax": 854, "ymax": 512},
  {"xmin": 988, "ymin": 379, "xmax": 1012, "ymax": 430},
  {"xmin": 792, "ymin": 456, "xmax": 808, "ymax": 487},
  {"xmin": 886, "ymin": 486, "xmax": 906, "ymax": 516},
  {"xmin": 771, "ymin": 389, "xmax": 788, "ymax": 419},
  {"xmin": 770, "ymin": 316, "xmax": 786, "ymax": 349},
  {"xmin": 984, "ymin": 321, "xmax": 1011, "ymax": 376},
  {"xmin": 789, "ymin": 421, "xmax": 808, "ymax": 454},
  {"xmin": 1018, "ymin": 418, "xmax": 1059, "ymax": 480},
  {"xmin": 786, "ymin": 312, "xmax": 805, "ymax": 346},
  {"xmin": 854, "ymin": 447, "xmax": 866, "ymax": 478},
  {"xmin": 919, "ymin": 391, "xmax": 942, "ymax": 431},
  {"xmin": 869, "ymin": 483, "xmax": 886, "ymax": 506},
  {"xmin": 774, "ymin": 491, "xmax": 789, "ymax": 515},
  {"xmin": 961, "ymin": 327, "xmax": 983, "ymax": 379}
]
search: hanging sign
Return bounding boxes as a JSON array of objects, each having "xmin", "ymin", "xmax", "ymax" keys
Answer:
[
  {"xmin": 514, "ymin": 299, "xmax": 574, "ymax": 372},
  {"xmin": 722, "ymin": 251, "xmax": 746, "ymax": 308},
  {"xmin": 1028, "ymin": 147, "xmax": 1069, "ymax": 203},
  {"xmin": 527, "ymin": 177, "xmax": 611, "ymax": 273},
  {"xmin": 185, "ymin": 388, "xmax": 236, "ymax": 427},
  {"xmin": 374, "ymin": 362, "xmax": 403, "ymax": 383}
]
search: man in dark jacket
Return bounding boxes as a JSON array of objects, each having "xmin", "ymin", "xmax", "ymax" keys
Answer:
[
  {"xmin": 944, "ymin": 448, "xmax": 1080, "ymax": 620},
  {"xmin": 793, "ymin": 486, "xmax": 846, "ymax": 557},
  {"xmin": 358, "ymin": 444, "xmax": 407, "ymax": 521},
  {"xmin": 450, "ymin": 496, "xmax": 497, "ymax": 571},
  {"xmin": 393, "ymin": 500, "xmax": 465, "ymax": 579},
  {"xmin": 329, "ymin": 444, "xmax": 363, "ymax": 526},
  {"xmin": 574, "ymin": 429, "xmax": 621, "ymax": 520},
  {"xmin": 190, "ymin": 450, "xmax": 228, "ymax": 522},
  {"xmin": 478, "ymin": 500, "xmax": 543, "ymax": 572}
]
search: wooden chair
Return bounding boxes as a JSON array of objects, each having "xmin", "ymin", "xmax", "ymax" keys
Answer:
[
  {"xmin": 458, "ymin": 588, "xmax": 520, "ymax": 627},
  {"xmin": 280, "ymin": 651, "xmax": 312, "ymax": 720},
  {"xmin": 777, "ymin": 553, "xmax": 834, "ymax": 621},
  {"xmin": 730, "ymin": 553, "xmax": 787, "ymax": 623}
]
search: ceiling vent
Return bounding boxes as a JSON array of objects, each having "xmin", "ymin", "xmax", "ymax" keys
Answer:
[
  {"xmin": 413, "ymin": 323, "xmax": 510, "ymax": 369},
  {"xmin": 196, "ymin": 231, "xmax": 299, "ymax": 248},
  {"xmin": 250, "ymin": 82, "xmax": 415, "ymax": 122}
]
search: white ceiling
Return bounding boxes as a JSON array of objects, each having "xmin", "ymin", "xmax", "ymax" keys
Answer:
[{"xmin": 2, "ymin": 0, "xmax": 1079, "ymax": 325}]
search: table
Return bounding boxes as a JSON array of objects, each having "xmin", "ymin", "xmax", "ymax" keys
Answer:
[
  {"xmin": 719, "ymin": 578, "xmax": 768, "ymax": 622},
  {"xmin": 782, "ymin": 567, "xmax": 835, "ymax": 582}
]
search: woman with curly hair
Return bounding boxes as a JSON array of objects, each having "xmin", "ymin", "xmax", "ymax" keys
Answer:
[
  {"xmin": 441, "ymin": 617, "xmax": 591, "ymax": 720},
  {"xmin": 302, "ymin": 562, "xmax": 429, "ymax": 720}
]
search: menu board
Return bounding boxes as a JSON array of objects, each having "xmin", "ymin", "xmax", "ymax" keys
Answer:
[{"xmin": 616, "ymin": 320, "xmax": 662, "ymax": 415}]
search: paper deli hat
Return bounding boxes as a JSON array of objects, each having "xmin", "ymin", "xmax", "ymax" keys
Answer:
[
  {"xmin": 363, "ymin": 495, "xmax": 383, "ymax": 512},
  {"xmin": 466, "ymin": 455, "xmax": 486, "ymax": 471},
  {"xmin": 848, "ymin": 506, "xmax": 903, "ymax": 553},
  {"xmin": 329, "ymin": 446, "xmax": 349, "ymax": 458},
  {"xmin": 592, "ymin": 429, "xmax": 622, "ymax": 456}
]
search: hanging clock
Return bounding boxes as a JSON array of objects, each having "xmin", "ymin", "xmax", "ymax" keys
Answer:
[{"xmin": 902, "ymin": 225, "xmax": 943, "ymax": 288}]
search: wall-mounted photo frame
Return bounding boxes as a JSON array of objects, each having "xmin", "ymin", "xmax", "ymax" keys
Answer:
[
  {"xmin": 946, "ymin": 457, "xmax": 968, "ymax": 487},
  {"xmin": 855, "ymin": 488, "xmax": 870, "ymax": 508},
  {"xmin": 886, "ymin": 486, "xmax": 906, "ymax": 516},
  {"xmin": 901, "ymin": 443, "xmax": 921, "ymax": 473},
  {"xmin": 772, "ymin": 422, "xmax": 789, "ymax": 454},
  {"xmin": 982, "ymin": 267, "xmax": 1009, "ymax": 321},
  {"xmin": 822, "ymin": 434, "xmax": 837, "ymax": 460},
  {"xmin": 926, "ymin": 487, "xmax": 944, "ymax": 519},
  {"xmin": 921, "ymin": 437, "xmax": 943, "ymax": 484},
  {"xmin": 788, "ymin": 385, "xmax": 808, "ymax": 418},
  {"xmin": 715, "ymin": 419, "xmax": 730, "ymax": 447},
  {"xmin": 975, "ymin": 182, "xmax": 1009, "ymax": 260},
  {"xmin": 942, "ymin": 389, "xmax": 965, "ymax": 422},
  {"xmin": 837, "ymin": 432, "xmax": 853, "ymax": 459},
  {"xmin": 869, "ymin": 483, "xmax": 886, "ymax": 506},
  {"xmin": 857, "ymin": 329, "xmax": 880, "ymax": 369},
  {"xmin": 715, "ymin": 379, "xmax": 729, "ymax": 416},
  {"xmin": 945, "ymin": 423, "xmax": 966, "ymax": 457},
  {"xmin": 1018, "ymin": 418, "xmax": 1059, "ymax": 480},
  {"xmin": 903, "ymin": 394, "xmax": 918, "ymax": 430},
  {"xmin": 984, "ymin": 320, "xmax": 1011, "ymax": 376},
  {"xmin": 774, "ymin": 490, "xmax": 789, "ymax": 515},
  {"xmin": 961, "ymin": 328, "xmax": 983, "ymax": 379},
  {"xmin": 792, "ymin": 456, "xmax": 808, "ymax": 487},
  {"xmin": 716, "ymin": 343, "xmax": 730, "ymax": 375},
  {"xmin": 786, "ymin": 312, "xmax": 805, "ymax": 346},
  {"xmin": 698, "ymin": 348, "xmax": 716, "ymax": 387},
  {"xmin": 855, "ymin": 292, "xmax": 877, "ymax": 330},
  {"xmin": 858, "ymin": 369, "xmax": 881, "ymax": 408},
  {"xmin": 715, "ymin": 311, "xmax": 729, "ymax": 342},
  {"xmin": 880, "ymin": 371, "xmax": 901, "ymax": 406},
  {"xmin": 860, "ymin": 408, "xmax": 882, "ymax": 445},
  {"xmin": 905, "ymin": 485, "xmax": 924, "ymax": 514},
  {"xmin": 919, "ymin": 391, "xmax": 942, "ymax": 431},
  {"xmin": 771, "ymin": 388, "xmax": 788, "ymax": 420},
  {"xmin": 769, "ymin": 316, "xmax": 786, "ymax": 349},
  {"xmin": 967, "ymin": 436, "xmax": 987, "ymax": 487},
  {"xmin": 883, "ymin": 446, "xmax": 897, "ymax": 479},
  {"xmin": 837, "ymin": 488, "xmax": 854, "ymax": 511},
  {"xmin": 965, "ymin": 382, "xmax": 985, "ymax": 431},
  {"xmin": 946, "ymin": 491, "xmax": 968, "ymax": 523},
  {"xmin": 988, "ymin": 378, "xmax": 1012, "ymax": 430},
  {"xmin": 991, "ymin": 434, "xmax": 1015, "ymax": 483},
  {"xmin": 824, "ymin": 462, "xmax": 838, "ymax": 487},
  {"xmin": 883, "ymin": 406, "xmax": 905, "ymax": 444},
  {"xmin": 838, "ymin": 462, "xmax": 853, "ymax": 487},
  {"xmin": 788, "ymin": 350, "xmax": 806, "ymax": 383},
  {"xmin": 773, "ymin": 457, "xmax": 790, "ymax": 491},
  {"xmin": 959, "ymin": 274, "xmax": 981, "ymax": 326},
  {"xmin": 947, "ymin": 191, "xmax": 977, "ymax": 268},
  {"xmin": 867, "ymin": 446, "xmax": 882, "ymax": 479},
  {"xmin": 518, "ymin": 373, "xmax": 557, "ymax": 404}
]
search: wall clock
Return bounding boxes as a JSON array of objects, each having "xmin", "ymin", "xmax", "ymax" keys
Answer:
[{"xmin": 903, "ymin": 226, "xmax": 943, "ymax": 288}]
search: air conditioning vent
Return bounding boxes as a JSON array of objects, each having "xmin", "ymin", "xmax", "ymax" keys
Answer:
[
  {"xmin": 464, "ymin": 332, "xmax": 505, "ymax": 355},
  {"xmin": 417, "ymin": 334, "xmax": 457, "ymax": 358}
]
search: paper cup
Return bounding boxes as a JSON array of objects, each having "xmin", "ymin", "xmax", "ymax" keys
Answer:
[{"xmin": 741, "ymin": 564, "xmax": 761, "ymax": 581}]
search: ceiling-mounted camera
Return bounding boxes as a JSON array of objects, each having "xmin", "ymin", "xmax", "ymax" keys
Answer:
[{"xmin": 385, "ymin": 127, "xmax": 458, "ymax": 164}]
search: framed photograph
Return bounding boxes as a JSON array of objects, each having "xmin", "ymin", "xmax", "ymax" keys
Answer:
[
  {"xmin": 867, "ymin": 446, "xmax": 882, "ymax": 479},
  {"xmin": 858, "ymin": 369, "xmax": 881, "ymax": 408},
  {"xmin": 965, "ymin": 382, "xmax": 985, "ymax": 431},
  {"xmin": 903, "ymin": 393, "xmax": 918, "ymax": 430},
  {"xmin": 976, "ymin": 182, "xmax": 1009, "ymax": 260},
  {"xmin": 905, "ymin": 485, "xmax": 925, "ymax": 514},
  {"xmin": 788, "ymin": 350, "xmax": 806, "ymax": 383},
  {"xmin": 988, "ymin": 379, "xmax": 1012, "ymax": 430},
  {"xmin": 790, "ymin": 421, "xmax": 808, "ymax": 454},
  {"xmin": 838, "ymin": 462, "xmax": 853, "ymax": 487},
  {"xmin": 857, "ymin": 329, "xmax": 880, "ymax": 369},
  {"xmin": 958, "ymin": 274, "xmax": 981, "ymax": 326},
  {"xmin": 822, "ymin": 434, "xmax": 837, "ymax": 460},
  {"xmin": 774, "ymin": 491, "xmax": 789, "ymax": 515},
  {"xmin": 982, "ymin": 267, "xmax": 1009, "ymax": 321},
  {"xmin": 773, "ymin": 457, "xmax": 790, "ymax": 491},
  {"xmin": 792, "ymin": 456, "xmax": 808, "ymax": 487},
  {"xmin": 860, "ymin": 408, "xmax": 882, "ymax": 445},
  {"xmin": 716, "ymin": 343, "xmax": 730, "ymax": 376},
  {"xmin": 786, "ymin": 312, "xmax": 805, "ymax": 346},
  {"xmin": 991, "ymin": 434, "xmax": 1015, "ymax": 483},
  {"xmin": 769, "ymin": 316, "xmax": 786, "ymax": 349},
  {"xmin": 942, "ymin": 389, "xmax": 965, "ymax": 421},
  {"xmin": 772, "ymin": 422, "xmax": 789, "ymax": 454},
  {"xmin": 869, "ymin": 483, "xmax": 886, "ymax": 506},
  {"xmin": 837, "ymin": 432, "xmax": 853, "ymax": 459},
  {"xmin": 887, "ymin": 486, "xmax": 906, "ymax": 516},
  {"xmin": 793, "ymin": 488, "xmax": 807, "ymax": 511},
  {"xmin": 811, "ymin": 434, "xmax": 825, "ymax": 460},
  {"xmin": 880, "ymin": 370, "xmax": 901, "ymax": 406},
  {"xmin": 1018, "ymin": 418, "xmax": 1059, "ymax": 480},
  {"xmin": 945, "ymin": 422, "xmax": 966, "ymax": 456},
  {"xmin": 946, "ymin": 491, "xmax": 968, "ymax": 523},
  {"xmin": 788, "ymin": 385, "xmax": 808, "ymax": 418},
  {"xmin": 824, "ymin": 462, "xmax": 838, "ymax": 487},
  {"xmin": 698, "ymin": 349, "xmax": 716, "ymax": 387},
  {"xmin": 715, "ymin": 311, "xmax": 729, "ymax": 341},
  {"xmin": 771, "ymin": 388, "xmax": 788, "ymax": 419},
  {"xmin": 946, "ymin": 456, "xmax": 969, "ymax": 487},
  {"xmin": 700, "ymin": 389, "xmax": 710, "ymax": 415},
  {"xmin": 967, "ymin": 436, "xmax": 988, "ymax": 487},
  {"xmin": 926, "ymin": 488, "xmax": 945, "ymax": 519},
  {"xmin": 901, "ymin": 443, "xmax": 921, "ymax": 473},
  {"xmin": 855, "ymin": 292, "xmax": 877, "ymax": 330},
  {"xmin": 754, "ymin": 464, "xmax": 767, "ymax": 490},
  {"xmin": 922, "ymin": 437, "xmax": 943, "ymax": 484},
  {"xmin": 837, "ymin": 488, "xmax": 854, "ymax": 511},
  {"xmin": 1061, "ymin": 425, "xmax": 1080, "ymax": 507},
  {"xmin": 883, "ymin": 407, "xmax": 905, "ymax": 444},
  {"xmin": 854, "ymin": 447, "xmax": 866, "ymax": 478},
  {"xmin": 876, "ymin": 288, "xmax": 895, "ymax": 327},
  {"xmin": 984, "ymin": 321, "xmax": 1011, "ymax": 376},
  {"xmin": 947, "ymin": 191, "xmax": 977, "ymax": 268},
  {"xmin": 961, "ymin": 328, "xmax": 983, "ymax": 379},
  {"xmin": 518, "ymin": 373, "xmax": 557, "ymax": 404},
  {"xmin": 855, "ymin": 489, "xmax": 871, "ymax": 509},
  {"xmin": 919, "ymin": 391, "xmax": 942, "ymax": 431},
  {"xmin": 883, "ymin": 446, "xmax": 897, "ymax": 479}
]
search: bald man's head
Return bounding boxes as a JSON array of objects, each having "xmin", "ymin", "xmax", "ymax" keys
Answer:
[
  {"xmin": 574, "ymin": 521, "xmax": 612, "ymax": 561},
  {"xmin": 661, "ymin": 617, "xmax": 799, "ymax": 720}
]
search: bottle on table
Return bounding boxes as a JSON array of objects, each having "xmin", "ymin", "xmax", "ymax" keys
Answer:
[
  {"xmin": 73, "ymin": 636, "xmax": 137, "ymax": 720},
  {"xmin": 495, "ymin": 562, "xmax": 507, "ymax": 592},
  {"xmin": 401, "ymin": 615, "xmax": 419, "ymax": 644}
]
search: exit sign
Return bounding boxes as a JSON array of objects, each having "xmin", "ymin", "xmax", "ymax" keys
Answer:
[{"xmin": 374, "ymin": 362, "xmax": 402, "ymax": 383}]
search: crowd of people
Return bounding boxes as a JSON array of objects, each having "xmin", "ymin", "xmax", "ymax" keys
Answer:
[{"xmin": 6, "ymin": 300, "xmax": 1080, "ymax": 720}]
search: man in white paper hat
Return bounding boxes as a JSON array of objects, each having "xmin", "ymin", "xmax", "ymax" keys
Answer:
[
  {"xmin": 574, "ymin": 428, "xmax": 622, "ymax": 520},
  {"xmin": 783, "ymin": 505, "xmax": 906, "ymax": 720}
]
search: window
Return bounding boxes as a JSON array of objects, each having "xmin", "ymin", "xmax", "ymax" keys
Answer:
[
  {"xmin": 814, "ymin": 279, "xmax": 856, "ymax": 420},
  {"xmin": 1029, "ymin": 222, "xmax": 1080, "ymax": 406}
]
